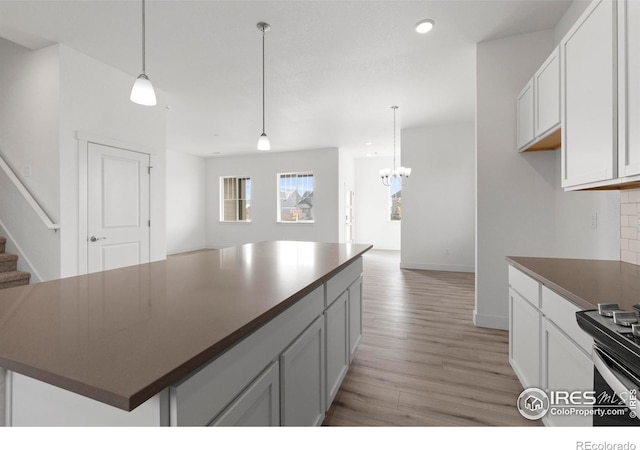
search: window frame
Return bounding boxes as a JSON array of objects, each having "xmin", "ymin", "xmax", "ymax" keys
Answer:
[
  {"xmin": 276, "ymin": 172, "xmax": 315, "ymax": 224},
  {"xmin": 219, "ymin": 176, "xmax": 252, "ymax": 223}
]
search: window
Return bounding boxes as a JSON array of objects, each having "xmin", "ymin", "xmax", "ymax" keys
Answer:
[
  {"xmin": 389, "ymin": 176, "xmax": 401, "ymax": 221},
  {"xmin": 278, "ymin": 172, "xmax": 314, "ymax": 222},
  {"xmin": 220, "ymin": 177, "xmax": 251, "ymax": 222}
]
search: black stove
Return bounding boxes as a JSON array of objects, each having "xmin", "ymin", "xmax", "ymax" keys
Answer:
[
  {"xmin": 576, "ymin": 304, "xmax": 640, "ymax": 426},
  {"xmin": 576, "ymin": 305, "xmax": 640, "ymax": 374}
]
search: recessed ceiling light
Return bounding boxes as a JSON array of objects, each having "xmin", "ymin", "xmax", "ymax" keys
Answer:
[
  {"xmin": 365, "ymin": 141, "xmax": 373, "ymax": 146},
  {"xmin": 415, "ymin": 19, "xmax": 435, "ymax": 34}
]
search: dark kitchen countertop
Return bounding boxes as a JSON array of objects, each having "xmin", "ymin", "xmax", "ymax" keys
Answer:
[
  {"xmin": 507, "ymin": 256, "xmax": 640, "ymax": 311},
  {"xmin": 0, "ymin": 241, "xmax": 372, "ymax": 411}
]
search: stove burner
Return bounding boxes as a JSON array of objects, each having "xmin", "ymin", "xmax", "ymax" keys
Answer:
[
  {"xmin": 613, "ymin": 311, "xmax": 639, "ymax": 327},
  {"xmin": 598, "ymin": 303, "xmax": 623, "ymax": 317}
]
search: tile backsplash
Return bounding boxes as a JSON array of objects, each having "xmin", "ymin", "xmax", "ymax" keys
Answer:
[{"xmin": 621, "ymin": 189, "xmax": 640, "ymax": 264}]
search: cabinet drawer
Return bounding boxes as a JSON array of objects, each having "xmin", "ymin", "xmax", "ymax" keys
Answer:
[
  {"xmin": 508, "ymin": 265, "xmax": 540, "ymax": 308},
  {"xmin": 326, "ymin": 258, "xmax": 363, "ymax": 308},
  {"xmin": 542, "ymin": 286, "xmax": 593, "ymax": 354},
  {"xmin": 170, "ymin": 285, "xmax": 324, "ymax": 426}
]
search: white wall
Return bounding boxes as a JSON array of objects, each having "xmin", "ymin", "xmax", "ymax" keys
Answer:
[
  {"xmin": 166, "ymin": 150, "xmax": 207, "ymax": 254},
  {"xmin": 475, "ymin": 26, "xmax": 620, "ymax": 330},
  {"xmin": 476, "ymin": 30, "xmax": 558, "ymax": 330},
  {"xmin": 353, "ymin": 156, "xmax": 401, "ymax": 250},
  {"xmin": 0, "ymin": 39, "xmax": 60, "ymax": 281},
  {"xmin": 206, "ymin": 148, "xmax": 339, "ymax": 248},
  {"xmin": 401, "ymin": 123, "xmax": 475, "ymax": 272},
  {"xmin": 58, "ymin": 45, "xmax": 168, "ymax": 277}
]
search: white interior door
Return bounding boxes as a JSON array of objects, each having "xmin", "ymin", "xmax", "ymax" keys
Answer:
[
  {"xmin": 345, "ymin": 189, "xmax": 354, "ymax": 244},
  {"xmin": 87, "ymin": 143, "xmax": 150, "ymax": 273}
]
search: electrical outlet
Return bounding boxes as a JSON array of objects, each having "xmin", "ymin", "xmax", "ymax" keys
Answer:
[
  {"xmin": 591, "ymin": 213, "xmax": 598, "ymax": 230},
  {"xmin": 22, "ymin": 165, "xmax": 31, "ymax": 178},
  {"xmin": 445, "ymin": 249, "xmax": 450, "ymax": 255}
]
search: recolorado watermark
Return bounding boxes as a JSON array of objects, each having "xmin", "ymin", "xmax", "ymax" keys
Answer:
[
  {"xmin": 516, "ymin": 387, "xmax": 636, "ymax": 420},
  {"xmin": 576, "ymin": 443, "xmax": 636, "ymax": 450}
]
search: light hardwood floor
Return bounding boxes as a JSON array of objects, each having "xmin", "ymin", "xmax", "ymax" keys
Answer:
[{"xmin": 323, "ymin": 250, "xmax": 541, "ymax": 426}]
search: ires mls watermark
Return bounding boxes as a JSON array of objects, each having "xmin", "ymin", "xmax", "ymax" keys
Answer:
[{"xmin": 516, "ymin": 387, "xmax": 637, "ymax": 420}]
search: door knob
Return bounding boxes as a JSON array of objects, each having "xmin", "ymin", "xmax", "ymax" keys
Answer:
[{"xmin": 89, "ymin": 236, "xmax": 107, "ymax": 242}]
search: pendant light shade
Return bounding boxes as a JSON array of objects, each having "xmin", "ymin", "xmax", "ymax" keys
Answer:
[
  {"xmin": 380, "ymin": 106, "xmax": 411, "ymax": 186},
  {"xmin": 257, "ymin": 22, "xmax": 271, "ymax": 150},
  {"xmin": 131, "ymin": 74, "xmax": 156, "ymax": 106},
  {"xmin": 258, "ymin": 133, "xmax": 271, "ymax": 151},
  {"xmin": 131, "ymin": 0, "xmax": 156, "ymax": 106}
]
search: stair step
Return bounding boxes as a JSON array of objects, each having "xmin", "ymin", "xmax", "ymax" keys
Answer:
[
  {"xmin": 0, "ymin": 271, "xmax": 30, "ymax": 289},
  {"xmin": 0, "ymin": 253, "xmax": 18, "ymax": 273},
  {"xmin": 0, "ymin": 236, "xmax": 5, "ymax": 253}
]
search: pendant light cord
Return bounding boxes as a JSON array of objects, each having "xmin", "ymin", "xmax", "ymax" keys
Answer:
[
  {"xmin": 262, "ymin": 27, "xmax": 266, "ymax": 134},
  {"xmin": 392, "ymin": 106, "xmax": 397, "ymax": 171},
  {"xmin": 142, "ymin": 0, "xmax": 146, "ymax": 74}
]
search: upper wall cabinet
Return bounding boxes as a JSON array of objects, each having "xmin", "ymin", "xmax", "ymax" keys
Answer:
[
  {"xmin": 517, "ymin": 48, "xmax": 561, "ymax": 152},
  {"xmin": 561, "ymin": 0, "xmax": 617, "ymax": 189},
  {"xmin": 618, "ymin": 0, "xmax": 640, "ymax": 178},
  {"xmin": 535, "ymin": 47, "xmax": 561, "ymax": 139},
  {"xmin": 517, "ymin": 80, "xmax": 535, "ymax": 151}
]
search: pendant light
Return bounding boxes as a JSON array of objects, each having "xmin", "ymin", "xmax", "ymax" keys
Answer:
[
  {"xmin": 130, "ymin": 0, "xmax": 157, "ymax": 106},
  {"xmin": 380, "ymin": 106, "xmax": 411, "ymax": 186},
  {"xmin": 257, "ymin": 22, "xmax": 271, "ymax": 151}
]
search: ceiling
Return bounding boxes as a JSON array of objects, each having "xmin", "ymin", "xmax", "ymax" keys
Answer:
[{"xmin": 0, "ymin": 0, "xmax": 573, "ymax": 158}]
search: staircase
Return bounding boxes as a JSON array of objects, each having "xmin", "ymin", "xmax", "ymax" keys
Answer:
[{"xmin": 0, "ymin": 237, "xmax": 31, "ymax": 289}]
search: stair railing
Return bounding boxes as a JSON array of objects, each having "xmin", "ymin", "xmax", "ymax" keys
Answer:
[{"xmin": 0, "ymin": 153, "xmax": 60, "ymax": 231}]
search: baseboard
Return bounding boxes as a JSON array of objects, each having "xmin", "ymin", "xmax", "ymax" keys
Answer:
[
  {"xmin": 400, "ymin": 261, "xmax": 475, "ymax": 273},
  {"xmin": 166, "ymin": 246, "xmax": 211, "ymax": 256},
  {"xmin": 473, "ymin": 310, "xmax": 508, "ymax": 330},
  {"xmin": 0, "ymin": 219, "xmax": 43, "ymax": 283}
]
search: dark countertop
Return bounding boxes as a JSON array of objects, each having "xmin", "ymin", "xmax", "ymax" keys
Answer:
[
  {"xmin": 506, "ymin": 256, "xmax": 640, "ymax": 311},
  {"xmin": 0, "ymin": 241, "xmax": 372, "ymax": 411}
]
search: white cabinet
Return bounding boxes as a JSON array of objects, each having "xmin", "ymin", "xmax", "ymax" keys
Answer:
[
  {"xmin": 325, "ymin": 291, "xmax": 349, "ymax": 408},
  {"xmin": 280, "ymin": 316, "xmax": 325, "ymax": 426},
  {"xmin": 348, "ymin": 277, "xmax": 363, "ymax": 362},
  {"xmin": 508, "ymin": 265, "xmax": 594, "ymax": 427},
  {"xmin": 509, "ymin": 289, "xmax": 542, "ymax": 389},
  {"xmin": 517, "ymin": 80, "xmax": 536, "ymax": 151},
  {"xmin": 209, "ymin": 362, "xmax": 280, "ymax": 426},
  {"xmin": 535, "ymin": 47, "xmax": 561, "ymax": 138},
  {"xmin": 517, "ymin": 47, "xmax": 561, "ymax": 153},
  {"xmin": 561, "ymin": 0, "xmax": 617, "ymax": 188},
  {"xmin": 618, "ymin": 0, "xmax": 640, "ymax": 177},
  {"xmin": 543, "ymin": 320, "xmax": 594, "ymax": 427}
]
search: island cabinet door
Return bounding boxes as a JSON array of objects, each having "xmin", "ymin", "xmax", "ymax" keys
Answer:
[
  {"xmin": 209, "ymin": 362, "xmax": 280, "ymax": 426},
  {"xmin": 348, "ymin": 277, "xmax": 363, "ymax": 362},
  {"xmin": 325, "ymin": 291, "xmax": 349, "ymax": 409},
  {"xmin": 280, "ymin": 315, "xmax": 325, "ymax": 426}
]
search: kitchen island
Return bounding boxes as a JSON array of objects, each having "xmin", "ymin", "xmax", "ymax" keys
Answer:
[{"xmin": 0, "ymin": 241, "xmax": 371, "ymax": 426}]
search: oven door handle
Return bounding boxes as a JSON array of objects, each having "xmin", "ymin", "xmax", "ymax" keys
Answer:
[{"xmin": 593, "ymin": 346, "xmax": 640, "ymax": 416}]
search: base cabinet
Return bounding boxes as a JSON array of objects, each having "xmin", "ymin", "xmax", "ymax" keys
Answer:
[
  {"xmin": 508, "ymin": 265, "xmax": 594, "ymax": 427},
  {"xmin": 543, "ymin": 320, "xmax": 593, "ymax": 427},
  {"xmin": 325, "ymin": 291, "xmax": 349, "ymax": 408},
  {"xmin": 209, "ymin": 362, "xmax": 280, "ymax": 426},
  {"xmin": 509, "ymin": 289, "xmax": 542, "ymax": 389},
  {"xmin": 280, "ymin": 316, "xmax": 325, "ymax": 426},
  {"xmin": 348, "ymin": 277, "xmax": 363, "ymax": 362}
]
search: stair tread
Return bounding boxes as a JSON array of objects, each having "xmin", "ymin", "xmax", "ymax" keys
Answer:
[
  {"xmin": 0, "ymin": 271, "xmax": 30, "ymax": 282},
  {"xmin": 0, "ymin": 253, "xmax": 18, "ymax": 262}
]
